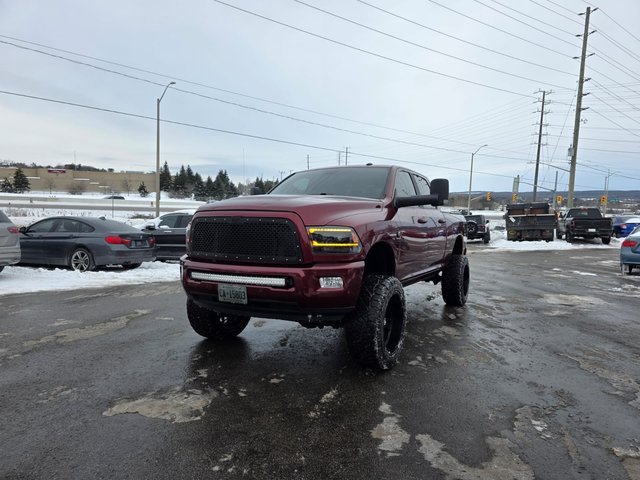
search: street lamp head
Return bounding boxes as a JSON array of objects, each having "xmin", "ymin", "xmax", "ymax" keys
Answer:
[{"xmin": 169, "ymin": 81, "xmax": 176, "ymax": 86}]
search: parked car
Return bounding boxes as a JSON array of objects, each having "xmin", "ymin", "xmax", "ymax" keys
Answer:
[
  {"xmin": 621, "ymin": 226, "xmax": 640, "ymax": 275},
  {"xmin": 612, "ymin": 215, "xmax": 640, "ymax": 238},
  {"xmin": 104, "ymin": 195, "xmax": 125, "ymax": 200},
  {"xmin": 18, "ymin": 216, "xmax": 156, "ymax": 271},
  {"xmin": 139, "ymin": 209, "xmax": 196, "ymax": 261},
  {"xmin": 0, "ymin": 210, "xmax": 21, "ymax": 274},
  {"xmin": 464, "ymin": 214, "xmax": 491, "ymax": 243}
]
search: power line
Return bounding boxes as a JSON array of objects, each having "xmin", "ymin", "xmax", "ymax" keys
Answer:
[
  {"xmin": 0, "ymin": 89, "xmax": 534, "ymax": 179},
  {"xmin": 355, "ymin": 0, "xmax": 576, "ymax": 76},
  {"xmin": 425, "ymin": 0, "xmax": 574, "ymax": 58},
  {"xmin": 472, "ymin": 0, "xmax": 580, "ymax": 47},
  {"xmin": 293, "ymin": 0, "xmax": 569, "ymax": 87},
  {"xmin": 0, "ymin": 34, "xmax": 521, "ymax": 145},
  {"xmin": 0, "ymin": 39, "xmax": 535, "ymax": 158},
  {"xmin": 209, "ymin": 0, "xmax": 535, "ymax": 97},
  {"xmin": 589, "ymin": 108, "xmax": 640, "ymax": 139},
  {"xmin": 533, "ymin": 0, "xmax": 583, "ymax": 26},
  {"xmin": 599, "ymin": 7, "xmax": 640, "ymax": 45}
]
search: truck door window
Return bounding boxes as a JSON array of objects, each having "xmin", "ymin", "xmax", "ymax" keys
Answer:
[
  {"xmin": 413, "ymin": 175, "xmax": 430, "ymax": 196},
  {"xmin": 395, "ymin": 171, "xmax": 416, "ymax": 197}
]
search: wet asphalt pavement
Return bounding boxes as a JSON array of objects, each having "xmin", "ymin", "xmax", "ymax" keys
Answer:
[{"xmin": 1, "ymin": 244, "xmax": 639, "ymax": 479}]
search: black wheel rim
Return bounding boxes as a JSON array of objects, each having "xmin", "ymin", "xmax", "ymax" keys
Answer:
[{"xmin": 383, "ymin": 295, "xmax": 404, "ymax": 355}]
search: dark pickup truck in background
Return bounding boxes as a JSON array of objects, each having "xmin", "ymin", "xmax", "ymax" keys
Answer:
[
  {"xmin": 504, "ymin": 202, "xmax": 556, "ymax": 241},
  {"xmin": 180, "ymin": 165, "xmax": 468, "ymax": 370},
  {"xmin": 557, "ymin": 207, "xmax": 612, "ymax": 244}
]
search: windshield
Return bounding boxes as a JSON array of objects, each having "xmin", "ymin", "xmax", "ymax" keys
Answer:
[{"xmin": 269, "ymin": 167, "xmax": 390, "ymax": 199}]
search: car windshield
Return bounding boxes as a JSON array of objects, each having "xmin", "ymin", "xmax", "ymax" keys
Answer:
[{"xmin": 269, "ymin": 167, "xmax": 390, "ymax": 199}]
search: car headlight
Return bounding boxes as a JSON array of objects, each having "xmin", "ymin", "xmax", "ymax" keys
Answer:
[{"xmin": 306, "ymin": 226, "xmax": 362, "ymax": 254}]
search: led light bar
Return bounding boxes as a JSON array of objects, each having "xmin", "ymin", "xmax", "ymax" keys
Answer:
[{"xmin": 190, "ymin": 271, "xmax": 287, "ymax": 287}]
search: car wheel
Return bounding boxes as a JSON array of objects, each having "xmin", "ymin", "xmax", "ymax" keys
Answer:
[
  {"xmin": 345, "ymin": 275, "xmax": 406, "ymax": 370},
  {"xmin": 467, "ymin": 221, "xmax": 477, "ymax": 236},
  {"xmin": 441, "ymin": 255, "xmax": 470, "ymax": 307},
  {"xmin": 70, "ymin": 248, "xmax": 96, "ymax": 272},
  {"xmin": 483, "ymin": 232, "xmax": 490, "ymax": 244},
  {"xmin": 602, "ymin": 237, "xmax": 611, "ymax": 245},
  {"xmin": 556, "ymin": 230, "xmax": 563, "ymax": 240},
  {"xmin": 566, "ymin": 232, "xmax": 573, "ymax": 243},
  {"xmin": 122, "ymin": 263, "xmax": 141, "ymax": 270},
  {"xmin": 186, "ymin": 298, "xmax": 250, "ymax": 339}
]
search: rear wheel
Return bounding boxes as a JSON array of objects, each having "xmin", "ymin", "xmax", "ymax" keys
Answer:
[
  {"xmin": 70, "ymin": 248, "xmax": 95, "ymax": 272},
  {"xmin": 565, "ymin": 232, "xmax": 573, "ymax": 243},
  {"xmin": 466, "ymin": 221, "xmax": 477, "ymax": 238},
  {"xmin": 602, "ymin": 237, "xmax": 611, "ymax": 245},
  {"xmin": 186, "ymin": 298, "xmax": 250, "ymax": 339},
  {"xmin": 345, "ymin": 275, "xmax": 406, "ymax": 370},
  {"xmin": 556, "ymin": 230, "xmax": 563, "ymax": 240},
  {"xmin": 441, "ymin": 255, "xmax": 470, "ymax": 306}
]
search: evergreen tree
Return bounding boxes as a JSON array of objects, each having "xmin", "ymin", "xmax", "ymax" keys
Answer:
[
  {"xmin": 204, "ymin": 176, "xmax": 215, "ymax": 200},
  {"xmin": 159, "ymin": 161, "xmax": 172, "ymax": 191},
  {"xmin": 138, "ymin": 182, "xmax": 149, "ymax": 197},
  {"xmin": 0, "ymin": 177, "xmax": 13, "ymax": 193},
  {"xmin": 12, "ymin": 168, "xmax": 31, "ymax": 193},
  {"xmin": 172, "ymin": 165, "xmax": 188, "ymax": 197},
  {"xmin": 254, "ymin": 177, "xmax": 265, "ymax": 194}
]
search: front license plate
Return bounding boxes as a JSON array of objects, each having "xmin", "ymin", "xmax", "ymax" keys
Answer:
[
  {"xmin": 218, "ymin": 284, "xmax": 247, "ymax": 305},
  {"xmin": 588, "ymin": 228, "xmax": 596, "ymax": 232}
]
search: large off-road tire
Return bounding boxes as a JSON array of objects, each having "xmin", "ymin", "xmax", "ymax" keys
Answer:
[
  {"xmin": 186, "ymin": 298, "xmax": 250, "ymax": 340},
  {"xmin": 565, "ymin": 232, "xmax": 573, "ymax": 243},
  {"xmin": 441, "ymin": 255, "xmax": 470, "ymax": 307},
  {"xmin": 70, "ymin": 248, "xmax": 96, "ymax": 272},
  {"xmin": 602, "ymin": 236, "xmax": 611, "ymax": 245},
  {"xmin": 345, "ymin": 275, "xmax": 407, "ymax": 370}
]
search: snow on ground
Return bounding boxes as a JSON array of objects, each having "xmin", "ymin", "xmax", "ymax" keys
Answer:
[{"xmin": 0, "ymin": 201, "xmax": 622, "ymax": 297}]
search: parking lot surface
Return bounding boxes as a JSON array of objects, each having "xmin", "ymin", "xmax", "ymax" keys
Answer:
[{"xmin": 1, "ymin": 246, "xmax": 639, "ymax": 479}]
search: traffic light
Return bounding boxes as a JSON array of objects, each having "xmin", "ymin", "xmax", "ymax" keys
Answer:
[
  {"xmin": 486, "ymin": 191, "xmax": 492, "ymax": 201},
  {"xmin": 511, "ymin": 192, "xmax": 518, "ymax": 202},
  {"xmin": 601, "ymin": 195, "xmax": 607, "ymax": 205},
  {"xmin": 556, "ymin": 195, "xmax": 563, "ymax": 204}
]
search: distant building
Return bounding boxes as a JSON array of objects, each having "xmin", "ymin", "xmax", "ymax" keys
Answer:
[{"xmin": 0, "ymin": 167, "xmax": 155, "ymax": 194}]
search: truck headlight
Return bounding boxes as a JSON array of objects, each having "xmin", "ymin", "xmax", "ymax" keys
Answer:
[{"xmin": 306, "ymin": 226, "xmax": 362, "ymax": 254}]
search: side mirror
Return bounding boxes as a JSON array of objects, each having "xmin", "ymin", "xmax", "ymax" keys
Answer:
[
  {"xmin": 143, "ymin": 221, "xmax": 156, "ymax": 230},
  {"xmin": 19, "ymin": 226, "xmax": 27, "ymax": 234},
  {"xmin": 430, "ymin": 178, "xmax": 449, "ymax": 204}
]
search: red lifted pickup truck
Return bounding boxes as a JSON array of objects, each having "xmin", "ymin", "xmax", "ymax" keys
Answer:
[{"xmin": 181, "ymin": 165, "xmax": 468, "ymax": 369}]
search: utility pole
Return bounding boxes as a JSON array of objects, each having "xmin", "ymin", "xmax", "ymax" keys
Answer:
[
  {"xmin": 533, "ymin": 90, "xmax": 549, "ymax": 202},
  {"xmin": 306, "ymin": 154, "xmax": 310, "ymax": 170},
  {"xmin": 338, "ymin": 151, "xmax": 341, "ymax": 166},
  {"xmin": 344, "ymin": 147, "xmax": 349, "ymax": 166},
  {"xmin": 568, "ymin": 6, "xmax": 595, "ymax": 208}
]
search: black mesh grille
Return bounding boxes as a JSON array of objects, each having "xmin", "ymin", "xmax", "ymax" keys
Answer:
[{"xmin": 190, "ymin": 216, "xmax": 303, "ymax": 264}]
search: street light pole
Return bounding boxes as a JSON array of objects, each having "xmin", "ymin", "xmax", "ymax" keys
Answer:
[
  {"xmin": 467, "ymin": 144, "xmax": 488, "ymax": 214},
  {"xmin": 156, "ymin": 81, "xmax": 175, "ymax": 217}
]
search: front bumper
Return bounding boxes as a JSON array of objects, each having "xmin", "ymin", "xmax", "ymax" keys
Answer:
[{"xmin": 181, "ymin": 258, "xmax": 364, "ymax": 324}]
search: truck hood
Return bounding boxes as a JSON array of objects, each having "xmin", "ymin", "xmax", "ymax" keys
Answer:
[{"xmin": 197, "ymin": 194, "xmax": 386, "ymax": 225}]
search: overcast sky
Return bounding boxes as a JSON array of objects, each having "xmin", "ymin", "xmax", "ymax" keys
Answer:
[{"xmin": 1, "ymin": 0, "xmax": 639, "ymax": 195}]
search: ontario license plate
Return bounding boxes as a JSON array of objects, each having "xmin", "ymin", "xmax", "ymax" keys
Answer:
[{"xmin": 218, "ymin": 284, "xmax": 247, "ymax": 304}]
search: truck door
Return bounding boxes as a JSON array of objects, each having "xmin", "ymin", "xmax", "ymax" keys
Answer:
[
  {"xmin": 413, "ymin": 174, "xmax": 447, "ymax": 269},
  {"xmin": 393, "ymin": 171, "xmax": 432, "ymax": 281}
]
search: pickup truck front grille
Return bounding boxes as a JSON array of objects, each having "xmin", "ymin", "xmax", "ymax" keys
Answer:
[{"xmin": 189, "ymin": 216, "xmax": 303, "ymax": 264}]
